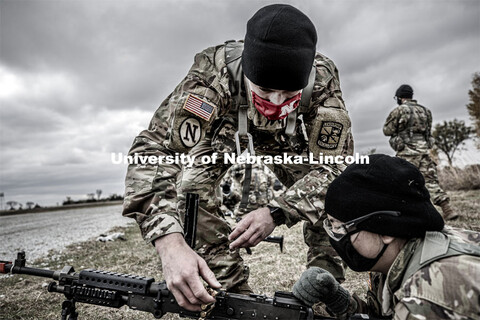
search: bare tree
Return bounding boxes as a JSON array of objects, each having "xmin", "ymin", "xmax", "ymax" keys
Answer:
[
  {"xmin": 433, "ymin": 119, "xmax": 473, "ymax": 166},
  {"xmin": 6, "ymin": 201, "xmax": 17, "ymax": 210},
  {"xmin": 466, "ymin": 72, "xmax": 480, "ymax": 148},
  {"xmin": 96, "ymin": 189, "xmax": 102, "ymax": 200},
  {"xmin": 26, "ymin": 202, "xmax": 35, "ymax": 209}
]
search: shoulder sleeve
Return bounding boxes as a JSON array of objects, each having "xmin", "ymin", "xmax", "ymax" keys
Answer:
[
  {"xmin": 394, "ymin": 255, "xmax": 480, "ymax": 320},
  {"xmin": 269, "ymin": 54, "xmax": 354, "ymax": 226},
  {"xmin": 383, "ymin": 105, "xmax": 412, "ymax": 137},
  {"xmin": 164, "ymin": 46, "xmax": 230, "ymax": 152},
  {"xmin": 426, "ymin": 107, "xmax": 433, "ymax": 133},
  {"xmin": 122, "ymin": 46, "xmax": 230, "ymax": 244},
  {"xmin": 306, "ymin": 53, "xmax": 353, "ymax": 159}
]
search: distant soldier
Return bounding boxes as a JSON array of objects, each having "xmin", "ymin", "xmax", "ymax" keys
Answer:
[
  {"xmin": 383, "ymin": 84, "xmax": 457, "ymax": 220},
  {"xmin": 255, "ymin": 166, "xmax": 273, "ymax": 207},
  {"xmin": 234, "ymin": 163, "xmax": 273, "ymax": 218},
  {"xmin": 220, "ymin": 164, "xmax": 278, "ymax": 219},
  {"xmin": 221, "ymin": 164, "xmax": 245, "ymax": 217},
  {"xmin": 265, "ymin": 167, "xmax": 285, "ymax": 198},
  {"xmin": 219, "ymin": 175, "xmax": 240, "ymax": 217},
  {"xmin": 293, "ymin": 154, "xmax": 480, "ymax": 320}
]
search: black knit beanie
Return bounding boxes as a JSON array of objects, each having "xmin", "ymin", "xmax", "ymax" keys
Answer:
[
  {"xmin": 395, "ymin": 84, "xmax": 414, "ymax": 99},
  {"xmin": 242, "ymin": 4, "xmax": 317, "ymax": 91},
  {"xmin": 325, "ymin": 154, "xmax": 444, "ymax": 239}
]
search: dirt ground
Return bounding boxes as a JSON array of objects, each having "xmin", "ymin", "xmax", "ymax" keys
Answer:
[{"xmin": 0, "ymin": 190, "xmax": 478, "ymax": 320}]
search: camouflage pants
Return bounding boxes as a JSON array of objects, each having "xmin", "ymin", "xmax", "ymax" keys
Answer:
[
  {"xmin": 304, "ymin": 220, "xmax": 346, "ymax": 282},
  {"xmin": 399, "ymin": 154, "xmax": 449, "ymax": 205},
  {"xmin": 177, "ymin": 140, "xmax": 345, "ymax": 293},
  {"xmin": 265, "ymin": 161, "xmax": 345, "ymax": 282},
  {"xmin": 233, "ymin": 174, "xmax": 270, "ymax": 218}
]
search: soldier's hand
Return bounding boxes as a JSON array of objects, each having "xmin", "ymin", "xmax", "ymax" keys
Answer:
[
  {"xmin": 293, "ymin": 267, "xmax": 351, "ymax": 315},
  {"xmin": 155, "ymin": 233, "xmax": 221, "ymax": 311},
  {"xmin": 228, "ymin": 207, "xmax": 276, "ymax": 250}
]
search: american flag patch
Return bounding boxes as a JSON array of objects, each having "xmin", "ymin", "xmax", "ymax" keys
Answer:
[{"xmin": 183, "ymin": 94, "xmax": 215, "ymax": 121}]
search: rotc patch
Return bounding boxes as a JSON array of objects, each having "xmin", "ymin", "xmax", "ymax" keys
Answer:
[
  {"xmin": 179, "ymin": 118, "xmax": 201, "ymax": 148},
  {"xmin": 317, "ymin": 121, "xmax": 343, "ymax": 149},
  {"xmin": 183, "ymin": 94, "xmax": 216, "ymax": 121},
  {"xmin": 309, "ymin": 107, "xmax": 350, "ymax": 158}
]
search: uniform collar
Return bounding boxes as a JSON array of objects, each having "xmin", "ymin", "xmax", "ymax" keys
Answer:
[
  {"xmin": 402, "ymin": 99, "xmax": 417, "ymax": 105},
  {"xmin": 381, "ymin": 238, "xmax": 420, "ymax": 315}
]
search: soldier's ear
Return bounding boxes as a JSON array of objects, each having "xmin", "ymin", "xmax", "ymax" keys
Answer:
[{"xmin": 380, "ymin": 235, "xmax": 395, "ymax": 245}]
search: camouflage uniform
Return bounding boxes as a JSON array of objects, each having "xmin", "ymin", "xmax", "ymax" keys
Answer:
[
  {"xmin": 123, "ymin": 43, "xmax": 353, "ymax": 291},
  {"xmin": 231, "ymin": 163, "xmax": 273, "ymax": 218},
  {"xmin": 383, "ymin": 100, "xmax": 449, "ymax": 206},
  {"xmin": 358, "ymin": 226, "xmax": 480, "ymax": 320},
  {"xmin": 270, "ymin": 174, "xmax": 286, "ymax": 198},
  {"xmin": 219, "ymin": 174, "xmax": 241, "ymax": 216}
]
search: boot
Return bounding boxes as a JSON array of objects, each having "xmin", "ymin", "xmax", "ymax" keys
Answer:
[{"xmin": 439, "ymin": 200, "xmax": 459, "ymax": 221}]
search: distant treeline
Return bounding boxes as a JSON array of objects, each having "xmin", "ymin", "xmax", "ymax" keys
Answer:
[{"xmin": 62, "ymin": 194, "xmax": 123, "ymax": 206}]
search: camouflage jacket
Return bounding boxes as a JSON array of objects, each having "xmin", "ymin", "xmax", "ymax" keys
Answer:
[
  {"xmin": 363, "ymin": 226, "xmax": 480, "ymax": 320},
  {"xmin": 383, "ymin": 100, "xmax": 433, "ymax": 156},
  {"xmin": 122, "ymin": 43, "xmax": 354, "ymax": 243}
]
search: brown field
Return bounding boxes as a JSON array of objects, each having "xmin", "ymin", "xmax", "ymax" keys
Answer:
[{"xmin": 0, "ymin": 190, "xmax": 478, "ymax": 320}]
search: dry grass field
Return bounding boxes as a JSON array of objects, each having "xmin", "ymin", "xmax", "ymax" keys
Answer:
[{"xmin": 0, "ymin": 190, "xmax": 478, "ymax": 320}]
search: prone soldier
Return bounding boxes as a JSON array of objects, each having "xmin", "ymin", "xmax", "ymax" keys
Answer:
[{"xmin": 293, "ymin": 154, "xmax": 480, "ymax": 319}]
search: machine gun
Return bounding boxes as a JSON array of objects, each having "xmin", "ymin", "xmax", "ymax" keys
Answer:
[{"xmin": 1, "ymin": 251, "xmax": 374, "ymax": 320}]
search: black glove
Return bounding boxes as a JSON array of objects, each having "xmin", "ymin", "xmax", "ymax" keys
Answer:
[{"xmin": 293, "ymin": 267, "xmax": 351, "ymax": 315}]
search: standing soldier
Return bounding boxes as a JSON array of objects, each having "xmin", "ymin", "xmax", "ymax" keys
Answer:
[
  {"xmin": 383, "ymin": 84, "xmax": 457, "ymax": 220},
  {"xmin": 123, "ymin": 4, "xmax": 353, "ymax": 311}
]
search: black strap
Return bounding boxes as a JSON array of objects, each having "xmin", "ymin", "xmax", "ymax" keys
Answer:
[{"xmin": 239, "ymin": 164, "xmax": 252, "ymax": 211}]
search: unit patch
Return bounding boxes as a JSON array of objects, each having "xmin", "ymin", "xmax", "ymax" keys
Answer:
[
  {"xmin": 317, "ymin": 121, "xmax": 343, "ymax": 150},
  {"xmin": 308, "ymin": 107, "xmax": 350, "ymax": 158},
  {"xmin": 183, "ymin": 94, "xmax": 216, "ymax": 121},
  {"xmin": 179, "ymin": 118, "xmax": 201, "ymax": 148}
]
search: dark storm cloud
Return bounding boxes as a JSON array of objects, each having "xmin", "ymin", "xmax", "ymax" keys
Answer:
[{"xmin": 0, "ymin": 0, "xmax": 479, "ymax": 205}]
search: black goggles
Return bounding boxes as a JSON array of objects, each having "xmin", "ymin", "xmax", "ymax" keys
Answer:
[{"xmin": 323, "ymin": 211, "xmax": 401, "ymax": 241}]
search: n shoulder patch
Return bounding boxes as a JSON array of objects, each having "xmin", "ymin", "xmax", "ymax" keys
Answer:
[
  {"xmin": 179, "ymin": 118, "xmax": 202, "ymax": 148},
  {"xmin": 183, "ymin": 94, "xmax": 216, "ymax": 121}
]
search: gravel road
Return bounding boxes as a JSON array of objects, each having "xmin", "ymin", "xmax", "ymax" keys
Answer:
[{"xmin": 0, "ymin": 205, "xmax": 132, "ymax": 261}]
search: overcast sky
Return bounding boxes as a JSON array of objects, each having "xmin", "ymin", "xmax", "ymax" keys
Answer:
[{"xmin": 1, "ymin": 0, "xmax": 479, "ymax": 207}]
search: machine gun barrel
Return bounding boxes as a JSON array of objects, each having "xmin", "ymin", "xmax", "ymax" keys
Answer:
[
  {"xmin": 1, "ymin": 251, "xmax": 55, "ymax": 278},
  {"xmin": 1, "ymin": 251, "xmax": 343, "ymax": 320}
]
